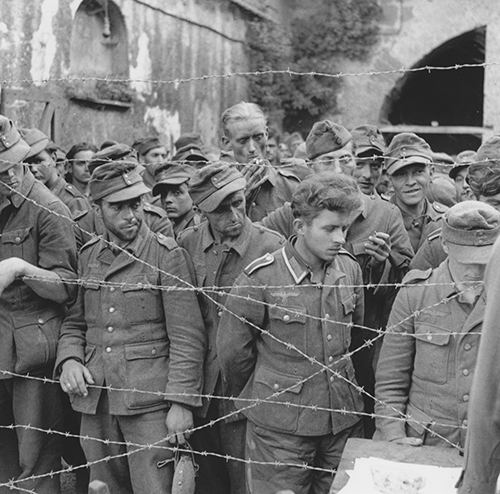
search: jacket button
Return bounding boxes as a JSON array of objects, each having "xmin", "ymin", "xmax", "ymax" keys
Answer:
[
  {"xmin": 325, "ymin": 314, "xmax": 330, "ymax": 319},
  {"xmin": 105, "ymin": 347, "xmax": 111, "ymax": 353},
  {"xmin": 283, "ymin": 315, "xmax": 290, "ymax": 322},
  {"xmin": 330, "ymin": 376, "xmax": 334, "ymax": 382},
  {"xmin": 462, "ymin": 419, "xmax": 468, "ymax": 426},
  {"xmin": 464, "ymin": 343, "xmax": 471, "ymax": 351},
  {"xmin": 217, "ymin": 310, "xmax": 223, "ymax": 317},
  {"xmin": 109, "ymin": 307, "xmax": 115, "ymax": 313},
  {"xmin": 462, "ymin": 369, "xmax": 469, "ymax": 376},
  {"xmin": 463, "ymin": 394, "xmax": 469, "ymax": 402},
  {"xmin": 328, "ymin": 356, "xmax": 333, "ymax": 362},
  {"xmin": 110, "ymin": 287, "xmax": 115, "ymax": 292},
  {"xmin": 426, "ymin": 335, "xmax": 432, "ymax": 341},
  {"xmin": 327, "ymin": 335, "xmax": 332, "ymax": 341},
  {"xmin": 15, "ymin": 237, "xmax": 21, "ymax": 243},
  {"xmin": 107, "ymin": 326, "xmax": 113, "ymax": 333},
  {"xmin": 273, "ymin": 383, "xmax": 279, "ymax": 390},
  {"xmin": 152, "ymin": 348, "xmax": 157, "ymax": 355},
  {"xmin": 38, "ymin": 318, "xmax": 44, "ymax": 324}
]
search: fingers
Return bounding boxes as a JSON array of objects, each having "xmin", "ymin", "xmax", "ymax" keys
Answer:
[
  {"xmin": 82, "ymin": 366, "xmax": 95, "ymax": 385},
  {"xmin": 394, "ymin": 437, "xmax": 423, "ymax": 447}
]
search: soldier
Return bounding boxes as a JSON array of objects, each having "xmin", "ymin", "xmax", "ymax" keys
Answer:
[
  {"xmin": 450, "ymin": 150, "xmax": 476, "ymax": 203},
  {"xmin": 66, "ymin": 142, "xmax": 97, "ymax": 198},
  {"xmin": 132, "ymin": 137, "xmax": 169, "ymax": 191},
  {"xmin": 221, "ymin": 101, "xmax": 301, "ymax": 221},
  {"xmin": 0, "ymin": 116, "xmax": 77, "ymax": 494},
  {"xmin": 172, "ymin": 133, "xmax": 208, "ymax": 168},
  {"xmin": 22, "ymin": 128, "xmax": 90, "ymax": 218},
  {"xmin": 152, "ymin": 162, "xmax": 202, "ymax": 237},
  {"xmin": 375, "ymin": 201, "xmax": 500, "ymax": 448},
  {"xmin": 56, "ymin": 161, "xmax": 205, "ymax": 494},
  {"xmin": 385, "ymin": 133, "xmax": 446, "ymax": 253},
  {"xmin": 178, "ymin": 163, "xmax": 284, "ymax": 494},
  {"xmin": 351, "ymin": 125, "xmax": 386, "ymax": 196},
  {"xmin": 457, "ymin": 236, "xmax": 500, "ymax": 494},
  {"xmin": 217, "ymin": 173, "xmax": 365, "ymax": 494}
]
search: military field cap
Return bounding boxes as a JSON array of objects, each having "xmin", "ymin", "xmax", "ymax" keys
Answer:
[
  {"xmin": 351, "ymin": 125, "xmax": 386, "ymax": 156},
  {"xmin": 427, "ymin": 174, "xmax": 457, "ymax": 207},
  {"xmin": 306, "ymin": 120, "xmax": 352, "ymax": 160},
  {"xmin": 89, "ymin": 160, "xmax": 150, "ymax": 203},
  {"xmin": 189, "ymin": 163, "xmax": 246, "ymax": 212},
  {"xmin": 449, "ymin": 150, "xmax": 477, "ymax": 179},
  {"xmin": 89, "ymin": 143, "xmax": 136, "ymax": 174},
  {"xmin": 475, "ymin": 135, "xmax": 500, "ymax": 168},
  {"xmin": 132, "ymin": 137, "xmax": 164, "ymax": 157},
  {"xmin": 0, "ymin": 117, "xmax": 30, "ymax": 172},
  {"xmin": 172, "ymin": 144, "xmax": 208, "ymax": 167},
  {"xmin": 152, "ymin": 163, "xmax": 195, "ymax": 195},
  {"xmin": 21, "ymin": 128, "xmax": 50, "ymax": 159},
  {"xmin": 442, "ymin": 200, "xmax": 500, "ymax": 264},
  {"xmin": 175, "ymin": 133, "xmax": 203, "ymax": 151},
  {"xmin": 385, "ymin": 132, "xmax": 433, "ymax": 175}
]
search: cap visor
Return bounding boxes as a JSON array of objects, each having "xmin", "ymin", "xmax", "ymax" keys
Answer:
[
  {"xmin": 152, "ymin": 178, "xmax": 188, "ymax": 196},
  {"xmin": 387, "ymin": 156, "xmax": 431, "ymax": 175},
  {"xmin": 197, "ymin": 177, "xmax": 247, "ymax": 212},
  {"xmin": 26, "ymin": 139, "xmax": 50, "ymax": 160},
  {"xmin": 104, "ymin": 182, "xmax": 151, "ymax": 203},
  {"xmin": 449, "ymin": 164, "xmax": 469, "ymax": 179},
  {"xmin": 355, "ymin": 145, "xmax": 384, "ymax": 156},
  {"xmin": 0, "ymin": 142, "xmax": 31, "ymax": 172},
  {"xmin": 447, "ymin": 243, "xmax": 493, "ymax": 264}
]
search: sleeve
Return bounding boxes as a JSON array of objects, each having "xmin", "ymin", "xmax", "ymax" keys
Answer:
[
  {"xmin": 216, "ymin": 272, "xmax": 266, "ymax": 398},
  {"xmin": 260, "ymin": 202, "xmax": 295, "ymax": 239},
  {"xmin": 37, "ymin": 200, "xmax": 78, "ymax": 302},
  {"xmin": 410, "ymin": 238, "xmax": 447, "ymax": 271},
  {"xmin": 374, "ymin": 285, "xmax": 416, "ymax": 441},
  {"xmin": 161, "ymin": 246, "xmax": 206, "ymax": 408},
  {"xmin": 458, "ymin": 238, "xmax": 500, "ymax": 493}
]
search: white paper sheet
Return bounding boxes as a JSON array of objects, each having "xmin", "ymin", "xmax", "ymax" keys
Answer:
[{"xmin": 337, "ymin": 457, "xmax": 462, "ymax": 494}]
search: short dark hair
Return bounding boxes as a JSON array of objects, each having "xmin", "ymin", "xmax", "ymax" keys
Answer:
[
  {"xmin": 291, "ymin": 173, "xmax": 361, "ymax": 223},
  {"xmin": 66, "ymin": 142, "xmax": 98, "ymax": 161},
  {"xmin": 267, "ymin": 127, "xmax": 281, "ymax": 145},
  {"xmin": 467, "ymin": 163, "xmax": 500, "ymax": 198}
]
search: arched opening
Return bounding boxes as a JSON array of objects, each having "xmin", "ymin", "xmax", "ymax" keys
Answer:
[
  {"xmin": 380, "ymin": 26, "xmax": 486, "ymax": 153},
  {"xmin": 70, "ymin": 0, "xmax": 128, "ymax": 77}
]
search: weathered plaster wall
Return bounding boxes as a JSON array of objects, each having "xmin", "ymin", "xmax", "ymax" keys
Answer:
[
  {"xmin": 332, "ymin": 0, "xmax": 500, "ymax": 134},
  {"xmin": 0, "ymin": 0, "xmax": 252, "ymax": 150}
]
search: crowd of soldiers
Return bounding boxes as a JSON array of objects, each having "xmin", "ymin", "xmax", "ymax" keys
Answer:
[{"xmin": 1, "ymin": 100, "xmax": 500, "ymax": 494}]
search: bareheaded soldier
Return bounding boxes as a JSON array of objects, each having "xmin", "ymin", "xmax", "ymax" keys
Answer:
[
  {"xmin": 56, "ymin": 161, "xmax": 205, "ymax": 493},
  {"xmin": 0, "ymin": 116, "xmax": 77, "ymax": 494},
  {"xmin": 217, "ymin": 173, "xmax": 365, "ymax": 494}
]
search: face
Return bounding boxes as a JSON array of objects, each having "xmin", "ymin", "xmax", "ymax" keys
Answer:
[
  {"xmin": 71, "ymin": 150, "xmax": 94, "ymax": 185},
  {"xmin": 222, "ymin": 117, "xmax": 267, "ymax": 164},
  {"xmin": 311, "ymin": 144, "xmax": 355, "ymax": 176},
  {"xmin": 27, "ymin": 149, "xmax": 56, "ymax": 185},
  {"xmin": 98, "ymin": 196, "xmax": 144, "ymax": 245},
  {"xmin": 454, "ymin": 167, "xmax": 474, "ymax": 202},
  {"xmin": 143, "ymin": 146, "xmax": 168, "ymax": 166},
  {"xmin": 0, "ymin": 163, "xmax": 24, "ymax": 198},
  {"xmin": 376, "ymin": 172, "xmax": 394, "ymax": 197},
  {"xmin": 266, "ymin": 137, "xmax": 280, "ymax": 166},
  {"xmin": 447, "ymin": 255, "xmax": 487, "ymax": 283},
  {"xmin": 479, "ymin": 192, "xmax": 500, "ymax": 212},
  {"xmin": 390, "ymin": 163, "xmax": 432, "ymax": 207},
  {"xmin": 353, "ymin": 154, "xmax": 383, "ymax": 195},
  {"xmin": 160, "ymin": 183, "xmax": 193, "ymax": 220},
  {"xmin": 295, "ymin": 209, "xmax": 351, "ymax": 264},
  {"xmin": 203, "ymin": 190, "xmax": 246, "ymax": 240},
  {"xmin": 289, "ymin": 137, "xmax": 303, "ymax": 156}
]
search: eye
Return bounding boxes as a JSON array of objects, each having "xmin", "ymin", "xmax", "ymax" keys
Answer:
[{"xmin": 232, "ymin": 200, "xmax": 243, "ymax": 208}]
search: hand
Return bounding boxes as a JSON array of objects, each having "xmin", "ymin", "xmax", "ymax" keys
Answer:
[
  {"xmin": 60, "ymin": 359, "xmax": 95, "ymax": 397},
  {"xmin": 392, "ymin": 436, "xmax": 423, "ymax": 447},
  {"xmin": 243, "ymin": 158, "xmax": 269, "ymax": 195},
  {"xmin": 0, "ymin": 257, "xmax": 26, "ymax": 296},
  {"xmin": 166, "ymin": 403, "xmax": 193, "ymax": 445},
  {"xmin": 365, "ymin": 232, "xmax": 391, "ymax": 263}
]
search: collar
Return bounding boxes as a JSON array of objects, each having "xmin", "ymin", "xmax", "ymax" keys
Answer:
[
  {"xmin": 50, "ymin": 176, "xmax": 65, "ymax": 196},
  {"xmin": 10, "ymin": 166, "xmax": 35, "ymax": 209},
  {"xmin": 201, "ymin": 216, "xmax": 253, "ymax": 257},
  {"xmin": 97, "ymin": 221, "xmax": 151, "ymax": 258}
]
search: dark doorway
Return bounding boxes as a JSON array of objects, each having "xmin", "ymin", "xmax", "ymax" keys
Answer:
[{"xmin": 380, "ymin": 27, "xmax": 486, "ymax": 154}]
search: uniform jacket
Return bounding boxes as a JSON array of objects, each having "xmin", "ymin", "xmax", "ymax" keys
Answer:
[
  {"xmin": 246, "ymin": 166, "xmax": 300, "ymax": 222},
  {"xmin": 178, "ymin": 217, "xmax": 284, "ymax": 417},
  {"xmin": 0, "ymin": 168, "xmax": 77, "ymax": 377},
  {"xmin": 458, "ymin": 238, "xmax": 500, "ymax": 494},
  {"xmin": 374, "ymin": 261, "xmax": 485, "ymax": 448},
  {"xmin": 55, "ymin": 222, "xmax": 206, "ymax": 416},
  {"xmin": 50, "ymin": 176, "xmax": 90, "ymax": 219},
  {"xmin": 172, "ymin": 208, "xmax": 203, "ymax": 238},
  {"xmin": 216, "ymin": 240, "xmax": 365, "ymax": 436},
  {"xmin": 410, "ymin": 224, "xmax": 447, "ymax": 271}
]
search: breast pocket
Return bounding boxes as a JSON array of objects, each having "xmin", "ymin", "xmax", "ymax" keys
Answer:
[
  {"xmin": 1, "ymin": 227, "xmax": 32, "ymax": 260},
  {"xmin": 268, "ymin": 305, "xmax": 307, "ymax": 355},
  {"xmin": 413, "ymin": 324, "xmax": 451, "ymax": 384},
  {"xmin": 122, "ymin": 275, "xmax": 163, "ymax": 324}
]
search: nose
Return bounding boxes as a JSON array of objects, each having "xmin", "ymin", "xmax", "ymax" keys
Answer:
[
  {"xmin": 331, "ymin": 228, "xmax": 346, "ymax": 245},
  {"xmin": 247, "ymin": 138, "xmax": 257, "ymax": 154},
  {"xmin": 121, "ymin": 206, "xmax": 135, "ymax": 221},
  {"xmin": 229, "ymin": 206, "xmax": 239, "ymax": 221},
  {"xmin": 359, "ymin": 163, "xmax": 371, "ymax": 178}
]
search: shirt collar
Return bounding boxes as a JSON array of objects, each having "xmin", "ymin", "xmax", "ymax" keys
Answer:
[
  {"xmin": 201, "ymin": 216, "xmax": 253, "ymax": 257},
  {"xmin": 97, "ymin": 220, "xmax": 151, "ymax": 257}
]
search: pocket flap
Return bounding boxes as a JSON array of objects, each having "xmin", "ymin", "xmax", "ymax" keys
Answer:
[
  {"xmin": 406, "ymin": 402, "xmax": 433, "ymax": 435},
  {"xmin": 414, "ymin": 325, "xmax": 451, "ymax": 346},
  {"xmin": 254, "ymin": 366, "xmax": 304, "ymax": 394},
  {"xmin": 341, "ymin": 294, "xmax": 356, "ymax": 315},
  {"xmin": 121, "ymin": 275, "xmax": 157, "ymax": 292},
  {"xmin": 269, "ymin": 305, "xmax": 306, "ymax": 324},
  {"xmin": 1, "ymin": 227, "xmax": 31, "ymax": 244},
  {"xmin": 125, "ymin": 340, "xmax": 169, "ymax": 360}
]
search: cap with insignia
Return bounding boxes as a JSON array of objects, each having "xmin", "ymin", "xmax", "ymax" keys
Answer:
[
  {"xmin": 20, "ymin": 128, "xmax": 50, "ymax": 159},
  {"xmin": 152, "ymin": 163, "xmax": 195, "ymax": 196},
  {"xmin": 132, "ymin": 137, "xmax": 164, "ymax": 157},
  {"xmin": 385, "ymin": 133, "xmax": 433, "ymax": 176},
  {"xmin": 351, "ymin": 125, "xmax": 386, "ymax": 156},
  {"xmin": 189, "ymin": 163, "xmax": 246, "ymax": 213},
  {"xmin": 89, "ymin": 143, "xmax": 137, "ymax": 174},
  {"xmin": 0, "ymin": 116, "xmax": 30, "ymax": 172},
  {"xmin": 172, "ymin": 135, "xmax": 208, "ymax": 167},
  {"xmin": 305, "ymin": 120, "xmax": 352, "ymax": 160},
  {"xmin": 442, "ymin": 200, "xmax": 500, "ymax": 264},
  {"xmin": 449, "ymin": 150, "xmax": 477, "ymax": 179},
  {"xmin": 89, "ymin": 161, "xmax": 150, "ymax": 203}
]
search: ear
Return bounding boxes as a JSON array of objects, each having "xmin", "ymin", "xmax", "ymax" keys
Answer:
[
  {"xmin": 429, "ymin": 164, "xmax": 434, "ymax": 177},
  {"xmin": 441, "ymin": 239, "xmax": 449, "ymax": 255},
  {"xmin": 293, "ymin": 217, "xmax": 306, "ymax": 236},
  {"xmin": 221, "ymin": 134, "xmax": 230, "ymax": 150},
  {"xmin": 94, "ymin": 203, "xmax": 102, "ymax": 218}
]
